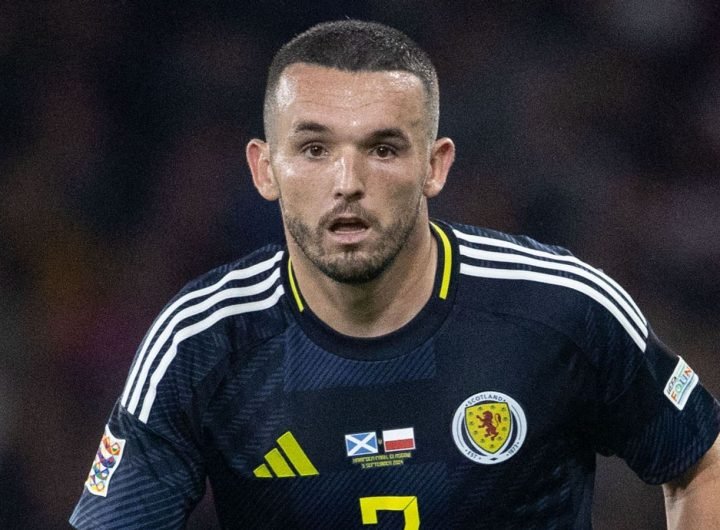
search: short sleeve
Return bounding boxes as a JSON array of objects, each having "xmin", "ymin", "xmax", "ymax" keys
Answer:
[
  {"xmin": 68, "ymin": 254, "xmax": 273, "ymax": 528},
  {"xmin": 594, "ymin": 330, "xmax": 720, "ymax": 484},
  {"xmin": 69, "ymin": 401, "xmax": 205, "ymax": 529}
]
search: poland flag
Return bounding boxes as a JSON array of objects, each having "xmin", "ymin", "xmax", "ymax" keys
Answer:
[{"xmin": 382, "ymin": 427, "xmax": 416, "ymax": 452}]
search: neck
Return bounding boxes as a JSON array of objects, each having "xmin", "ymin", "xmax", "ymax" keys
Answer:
[{"xmin": 288, "ymin": 219, "xmax": 438, "ymax": 337}]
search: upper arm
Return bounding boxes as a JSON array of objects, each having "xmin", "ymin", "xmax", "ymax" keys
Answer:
[
  {"xmin": 663, "ymin": 433, "xmax": 720, "ymax": 529},
  {"xmin": 592, "ymin": 330, "xmax": 720, "ymax": 484},
  {"xmin": 69, "ymin": 402, "xmax": 206, "ymax": 529}
]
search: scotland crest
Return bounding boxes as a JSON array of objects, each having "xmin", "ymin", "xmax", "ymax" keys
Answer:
[{"xmin": 452, "ymin": 391, "xmax": 527, "ymax": 464}]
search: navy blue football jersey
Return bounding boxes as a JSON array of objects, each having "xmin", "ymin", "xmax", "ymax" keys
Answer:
[{"xmin": 70, "ymin": 221, "xmax": 720, "ymax": 529}]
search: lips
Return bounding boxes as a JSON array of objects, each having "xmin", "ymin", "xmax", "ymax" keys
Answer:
[{"xmin": 328, "ymin": 217, "xmax": 369, "ymax": 233}]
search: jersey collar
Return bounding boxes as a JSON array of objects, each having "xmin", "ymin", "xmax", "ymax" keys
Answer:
[{"xmin": 282, "ymin": 220, "xmax": 458, "ymax": 360}]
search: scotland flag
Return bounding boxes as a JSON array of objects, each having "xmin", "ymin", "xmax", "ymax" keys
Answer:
[{"xmin": 344, "ymin": 432, "xmax": 379, "ymax": 457}]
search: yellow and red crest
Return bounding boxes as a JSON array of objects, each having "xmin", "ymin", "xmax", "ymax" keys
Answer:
[
  {"xmin": 453, "ymin": 391, "xmax": 527, "ymax": 465},
  {"xmin": 465, "ymin": 402, "xmax": 511, "ymax": 454}
]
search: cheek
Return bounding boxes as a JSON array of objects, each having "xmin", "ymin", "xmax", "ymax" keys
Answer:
[
  {"xmin": 374, "ymin": 165, "xmax": 426, "ymax": 202},
  {"xmin": 272, "ymin": 158, "xmax": 305, "ymax": 196},
  {"xmin": 274, "ymin": 154, "xmax": 345, "ymax": 196},
  {"xmin": 273, "ymin": 163, "xmax": 327, "ymax": 216}
]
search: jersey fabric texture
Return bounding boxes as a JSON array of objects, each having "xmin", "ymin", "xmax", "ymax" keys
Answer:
[{"xmin": 70, "ymin": 220, "xmax": 720, "ymax": 529}]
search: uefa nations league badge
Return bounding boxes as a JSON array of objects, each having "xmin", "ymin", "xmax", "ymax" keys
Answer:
[{"xmin": 452, "ymin": 391, "xmax": 527, "ymax": 464}]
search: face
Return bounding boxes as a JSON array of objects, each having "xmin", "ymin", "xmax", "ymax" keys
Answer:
[{"xmin": 248, "ymin": 63, "xmax": 453, "ymax": 284}]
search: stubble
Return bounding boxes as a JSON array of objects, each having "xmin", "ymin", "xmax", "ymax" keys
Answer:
[{"xmin": 282, "ymin": 197, "xmax": 423, "ymax": 285}]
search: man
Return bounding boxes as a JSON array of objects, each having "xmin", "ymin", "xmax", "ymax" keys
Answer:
[{"xmin": 71, "ymin": 20, "xmax": 720, "ymax": 529}]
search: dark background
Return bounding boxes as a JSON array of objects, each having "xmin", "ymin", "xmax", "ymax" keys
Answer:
[{"xmin": 1, "ymin": 2, "xmax": 719, "ymax": 528}]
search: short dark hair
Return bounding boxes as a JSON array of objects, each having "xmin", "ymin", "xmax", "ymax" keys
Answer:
[{"xmin": 264, "ymin": 20, "xmax": 439, "ymax": 140}]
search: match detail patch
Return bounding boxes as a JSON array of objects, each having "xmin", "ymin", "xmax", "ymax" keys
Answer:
[
  {"xmin": 452, "ymin": 391, "xmax": 527, "ymax": 465},
  {"xmin": 664, "ymin": 357, "xmax": 699, "ymax": 411},
  {"xmin": 85, "ymin": 425, "xmax": 126, "ymax": 497},
  {"xmin": 346, "ymin": 427, "xmax": 416, "ymax": 470}
]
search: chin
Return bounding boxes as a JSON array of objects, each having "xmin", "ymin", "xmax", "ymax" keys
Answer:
[{"xmin": 317, "ymin": 252, "xmax": 394, "ymax": 285}]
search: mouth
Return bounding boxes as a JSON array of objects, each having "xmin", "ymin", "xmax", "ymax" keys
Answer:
[
  {"xmin": 326, "ymin": 216, "xmax": 371, "ymax": 245},
  {"xmin": 329, "ymin": 216, "xmax": 369, "ymax": 234}
]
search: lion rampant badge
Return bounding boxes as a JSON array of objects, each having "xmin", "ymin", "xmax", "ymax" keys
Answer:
[{"xmin": 452, "ymin": 391, "xmax": 527, "ymax": 464}]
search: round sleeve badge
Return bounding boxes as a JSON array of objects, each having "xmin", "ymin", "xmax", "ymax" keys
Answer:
[{"xmin": 452, "ymin": 391, "xmax": 527, "ymax": 464}]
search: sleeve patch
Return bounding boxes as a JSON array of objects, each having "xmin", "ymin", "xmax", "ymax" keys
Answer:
[
  {"xmin": 84, "ymin": 425, "xmax": 127, "ymax": 497},
  {"xmin": 664, "ymin": 357, "xmax": 699, "ymax": 411}
]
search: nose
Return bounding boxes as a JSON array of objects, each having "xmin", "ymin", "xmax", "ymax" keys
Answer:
[{"xmin": 333, "ymin": 149, "xmax": 365, "ymax": 201}]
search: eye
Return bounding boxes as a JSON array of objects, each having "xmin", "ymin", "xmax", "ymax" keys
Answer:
[
  {"xmin": 303, "ymin": 144, "xmax": 328, "ymax": 159},
  {"xmin": 372, "ymin": 145, "xmax": 396, "ymax": 159}
]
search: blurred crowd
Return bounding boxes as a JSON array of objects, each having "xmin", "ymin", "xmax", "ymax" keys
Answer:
[{"xmin": 1, "ymin": 2, "xmax": 718, "ymax": 528}]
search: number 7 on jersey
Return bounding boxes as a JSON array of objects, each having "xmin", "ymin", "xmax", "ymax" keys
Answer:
[{"xmin": 360, "ymin": 496, "xmax": 420, "ymax": 529}]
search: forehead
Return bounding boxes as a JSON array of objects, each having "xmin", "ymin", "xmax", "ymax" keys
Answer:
[{"xmin": 270, "ymin": 63, "xmax": 427, "ymax": 134}]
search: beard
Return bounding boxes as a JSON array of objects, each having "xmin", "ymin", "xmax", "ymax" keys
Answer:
[{"xmin": 282, "ymin": 198, "xmax": 423, "ymax": 285}]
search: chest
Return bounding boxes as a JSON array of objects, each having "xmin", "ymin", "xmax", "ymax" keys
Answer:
[{"xmin": 203, "ymin": 314, "xmax": 596, "ymax": 528}]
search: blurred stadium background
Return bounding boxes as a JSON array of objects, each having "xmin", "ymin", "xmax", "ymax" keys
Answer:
[{"xmin": 1, "ymin": 2, "xmax": 718, "ymax": 528}]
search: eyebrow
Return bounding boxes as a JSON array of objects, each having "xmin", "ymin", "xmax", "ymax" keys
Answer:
[
  {"xmin": 289, "ymin": 122, "xmax": 411, "ymax": 146},
  {"xmin": 367, "ymin": 128, "xmax": 410, "ymax": 144},
  {"xmin": 291, "ymin": 121, "xmax": 331, "ymax": 135}
]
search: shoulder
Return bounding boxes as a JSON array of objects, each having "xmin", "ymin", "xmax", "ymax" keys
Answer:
[
  {"xmin": 120, "ymin": 244, "xmax": 289, "ymax": 426},
  {"xmin": 445, "ymin": 221, "xmax": 649, "ymax": 357},
  {"xmin": 180, "ymin": 244, "xmax": 285, "ymax": 299},
  {"xmin": 158, "ymin": 243, "xmax": 288, "ymax": 351},
  {"xmin": 448, "ymin": 221, "xmax": 574, "ymax": 257}
]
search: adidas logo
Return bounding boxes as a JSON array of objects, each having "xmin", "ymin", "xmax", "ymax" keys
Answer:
[{"xmin": 253, "ymin": 431, "xmax": 319, "ymax": 479}]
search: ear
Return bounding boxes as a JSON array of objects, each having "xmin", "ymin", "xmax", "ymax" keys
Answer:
[
  {"xmin": 246, "ymin": 139, "xmax": 279, "ymax": 201},
  {"xmin": 423, "ymin": 137, "xmax": 455, "ymax": 198}
]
